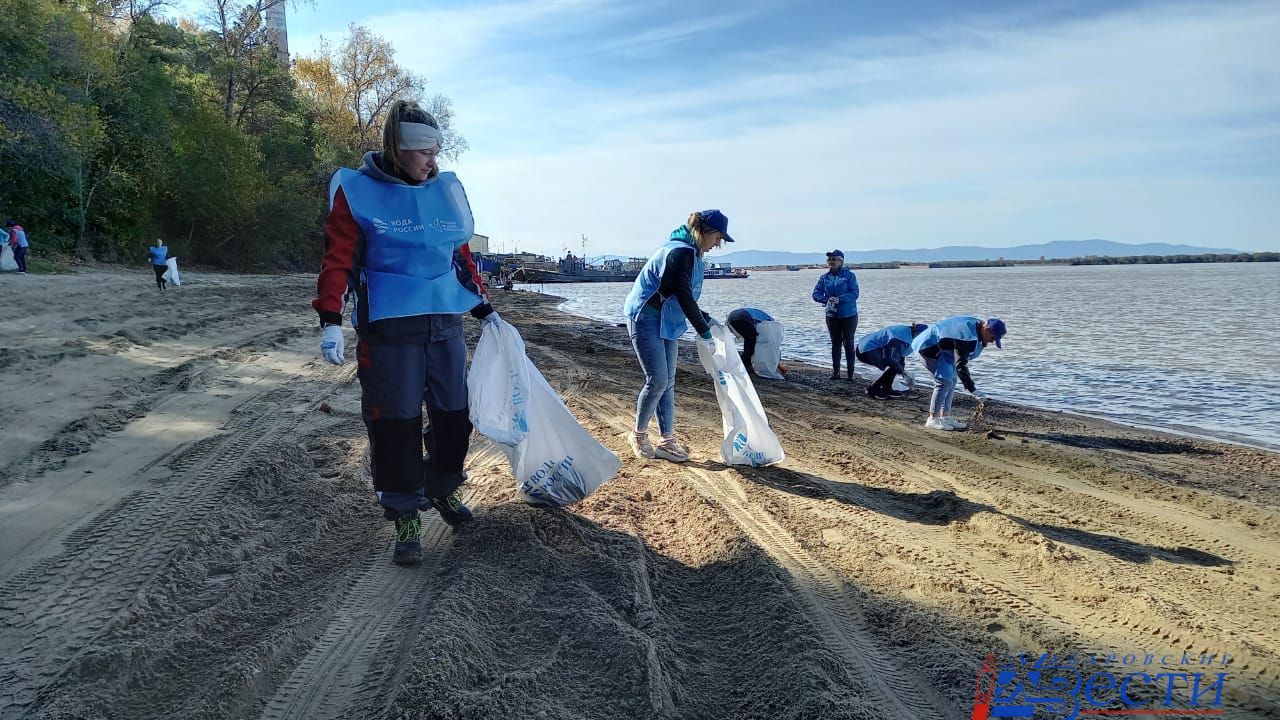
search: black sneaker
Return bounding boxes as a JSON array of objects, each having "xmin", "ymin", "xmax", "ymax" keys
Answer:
[
  {"xmin": 430, "ymin": 488, "xmax": 474, "ymax": 527},
  {"xmin": 830, "ymin": 373, "xmax": 840, "ymax": 380},
  {"xmin": 393, "ymin": 513, "xmax": 423, "ymax": 565}
]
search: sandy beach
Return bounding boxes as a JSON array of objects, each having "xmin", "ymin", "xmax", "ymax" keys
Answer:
[{"xmin": 0, "ymin": 267, "xmax": 1277, "ymax": 719}]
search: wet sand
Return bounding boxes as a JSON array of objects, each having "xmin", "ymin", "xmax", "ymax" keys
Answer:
[{"xmin": 0, "ymin": 268, "xmax": 1276, "ymax": 719}]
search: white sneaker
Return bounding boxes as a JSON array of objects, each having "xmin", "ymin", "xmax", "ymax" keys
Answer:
[
  {"xmin": 654, "ymin": 437, "xmax": 690, "ymax": 462},
  {"xmin": 628, "ymin": 432, "xmax": 655, "ymax": 459},
  {"xmin": 944, "ymin": 416, "xmax": 968, "ymax": 430},
  {"xmin": 924, "ymin": 417, "xmax": 953, "ymax": 431}
]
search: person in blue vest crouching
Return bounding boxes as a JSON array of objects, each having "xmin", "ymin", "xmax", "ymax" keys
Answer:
[
  {"xmin": 856, "ymin": 322, "xmax": 928, "ymax": 399},
  {"xmin": 910, "ymin": 316, "xmax": 1007, "ymax": 431},
  {"xmin": 726, "ymin": 307, "xmax": 771, "ymax": 376},
  {"xmin": 811, "ymin": 249, "xmax": 859, "ymax": 380},
  {"xmin": 313, "ymin": 100, "xmax": 499, "ymax": 565},
  {"xmin": 623, "ymin": 210, "xmax": 734, "ymax": 463}
]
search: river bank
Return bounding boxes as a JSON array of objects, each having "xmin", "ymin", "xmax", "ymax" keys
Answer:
[{"xmin": 0, "ymin": 268, "xmax": 1276, "ymax": 719}]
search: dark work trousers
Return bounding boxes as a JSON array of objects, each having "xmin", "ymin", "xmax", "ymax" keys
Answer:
[
  {"xmin": 152, "ymin": 264, "xmax": 167, "ymax": 289},
  {"xmin": 14, "ymin": 246, "xmax": 28, "ymax": 273},
  {"xmin": 357, "ymin": 315, "xmax": 472, "ymax": 519},
  {"xmin": 856, "ymin": 347, "xmax": 898, "ymax": 395},
  {"xmin": 825, "ymin": 314, "xmax": 858, "ymax": 377},
  {"xmin": 726, "ymin": 309, "xmax": 758, "ymax": 371}
]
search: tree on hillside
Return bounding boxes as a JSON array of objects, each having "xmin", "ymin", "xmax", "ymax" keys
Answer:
[{"xmin": 296, "ymin": 24, "xmax": 467, "ymax": 161}]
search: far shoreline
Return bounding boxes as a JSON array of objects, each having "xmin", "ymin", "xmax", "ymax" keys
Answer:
[{"xmin": 514, "ymin": 286, "xmax": 1280, "ymax": 457}]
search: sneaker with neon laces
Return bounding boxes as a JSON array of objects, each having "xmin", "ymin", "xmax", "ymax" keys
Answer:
[
  {"xmin": 654, "ymin": 436, "xmax": 690, "ymax": 462},
  {"xmin": 430, "ymin": 488, "xmax": 474, "ymax": 527},
  {"xmin": 393, "ymin": 513, "xmax": 423, "ymax": 565},
  {"xmin": 628, "ymin": 431, "xmax": 655, "ymax": 459}
]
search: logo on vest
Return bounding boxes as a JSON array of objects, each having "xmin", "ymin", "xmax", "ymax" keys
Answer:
[
  {"xmin": 370, "ymin": 217, "xmax": 426, "ymax": 234},
  {"xmin": 429, "ymin": 218, "xmax": 462, "ymax": 232}
]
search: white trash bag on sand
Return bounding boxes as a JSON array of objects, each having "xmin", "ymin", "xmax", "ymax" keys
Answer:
[
  {"xmin": 751, "ymin": 320, "xmax": 786, "ymax": 380},
  {"xmin": 0, "ymin": 244, "xmax": 16, "ymax": 272},
  {"xmin": 697, "ymin": 323, "xmax": 785, "ymax": 467},
  {"xmin": 163, "ymin": 257, "xmax": 181, "ymax": 286},
  {"xmin": 468, "ymin": 316, "xmax": 621, "ymax": 506}
]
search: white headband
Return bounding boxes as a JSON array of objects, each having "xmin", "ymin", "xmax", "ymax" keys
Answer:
[{"xmin": 399, "ymin": 121, "xmax": 442, "ymax": 151}]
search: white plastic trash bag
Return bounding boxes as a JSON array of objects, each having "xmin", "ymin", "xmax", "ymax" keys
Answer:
[
  {"xmin": 752, "ymin": 320, "xmax": 785, "ymax": 380},
  {"xmin": 468, "ymin": 317, "xmax": 621, "ymax": 506},
  {"xmin": 163, "ymin": 257, "xmax": 181, "ymax": 286},
  {"xmin": 0, "ymin": 244, "xmax": 15, "ymax": 272},
  {"xmin": 697, "ymin": 323, "xmax": 786, "ymax": 467}
]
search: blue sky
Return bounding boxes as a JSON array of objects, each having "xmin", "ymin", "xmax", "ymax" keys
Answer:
[{"xmin": 180, "ymin": 0, "xmax": 1279, "ymax": 256}]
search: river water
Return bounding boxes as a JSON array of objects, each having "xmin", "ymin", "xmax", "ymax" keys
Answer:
[{"xmin": 527, "ymin": 262, "xmax": 1280, "ymax": 450}]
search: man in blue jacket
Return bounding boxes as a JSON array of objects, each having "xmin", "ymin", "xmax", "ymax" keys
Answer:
[
  {"xmin": 911, "ymin": 316, "xmax": 1007, "ymax": 430},
  {"xmin": 811, "ymin": 249, "xmax": 859, "ymax": 380}
]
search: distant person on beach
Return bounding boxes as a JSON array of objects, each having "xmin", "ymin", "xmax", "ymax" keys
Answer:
[
  {"xmin": 623, "ymin": 209, "xmax": 734, "ymax": 462},
  {"xmin": 6, "ymin": 220, "xmax": 29, "ymax": 274},
  {"xmin": 911, "ymin": 316, "xmax": 1007, "ymax": 431},
  {"xmin": 313, "ymin": 99, "xmax": 498, "ymax": 565},
  {"xmin": 726, "ymin": 307, "xmax": 787, "ymax": 379},
  {"xmin": 148, "ymin": 239, "xmax": 169, "ymax": 289},
  {"xmin": 856, "ymin": 323, "xmax": 928, "ymax": 399},
  {"xmin": 811, "ymin": 249, "xmax": 859, "ymax": 380}
]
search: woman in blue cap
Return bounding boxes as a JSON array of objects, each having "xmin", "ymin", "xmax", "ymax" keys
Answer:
[
  {"xmin": 623, "ymin": 210, "xmax": 733, "ymax": 462},
  {"xmin": 312, "ymin": 100, "xmax": 498, "ymax": 564},
  {"xmin": 811, "ymin": 249, "xmax": 859, "ymax": 380},
  {"xmin": 910, "ymin": 316, "xmax": 1007, "ymax": 430},
  {"xmin": 855, "ymin": 322, "xmax": 929, "ymax": 399}
]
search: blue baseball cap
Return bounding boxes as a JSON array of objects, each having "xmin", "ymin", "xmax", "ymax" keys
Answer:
[
  {"xmin": 698, "ymin": 209, "xmax": 734, "ymax": 242},
  {"xmin": 826, "ymin": 249, "xmax": 844, "ymax": 259},
  {"xmin": 987, "ymin": 318, "xmax": 1007, "ymax": 348}
]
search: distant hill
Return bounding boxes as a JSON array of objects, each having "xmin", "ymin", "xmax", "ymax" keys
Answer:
[{"xmin": 716, "ymin": 240, "xmax": 1241, "ymax": 267}]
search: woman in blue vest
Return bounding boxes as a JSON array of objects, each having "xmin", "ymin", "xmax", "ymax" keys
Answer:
[
  {"xmin": 855, "ymin": 323, "xmax": 928, "ymax": 399},
  {"xmin": 312, "ymin": 100, "xmax": 498, "ymax": 565},
  {"xmin": 910, "ymin": 316, "xmax": 1007, "ymax": 430},
  {"xmin": 811, "ymin": 249, "xmax": 859, "ymax": 380},
  {"xmin": 623, "ymin": 210, "xmax": 734, "ymax": 462},
  {"xmin": 148, "ymin": 239, "xmax": 169, "ymax": 290}
]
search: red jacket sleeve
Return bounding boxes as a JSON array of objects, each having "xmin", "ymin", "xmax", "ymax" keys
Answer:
[
  {"xmin": 455, "ymin": 244, "xmax": 490, "ymax": 303},
  {"xmin": 313, "ymin": 187, "xmax": 360, "ymax": 326}
]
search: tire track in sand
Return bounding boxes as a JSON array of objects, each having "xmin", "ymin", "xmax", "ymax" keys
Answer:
[
  {"xmin": 259, "ymin": 440, "xmax": 506, "ymax": 720},
  {"xmin": 684, "ymin": 466, "xmax": 954, "ymax": 720},
  {"xmin": 0, "ymin": 364, "xmax": 356, "ymax": 719}
]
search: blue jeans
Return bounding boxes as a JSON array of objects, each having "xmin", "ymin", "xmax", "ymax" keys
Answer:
[
  {"xmin": 629, "ymin": 310, "xmax": 678, "ymax": 435},
  {"xmin": 924, "ymin": 351, "xmax": 956, "ymax": 416}
]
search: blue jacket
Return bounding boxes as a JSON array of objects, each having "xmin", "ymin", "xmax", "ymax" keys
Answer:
[
  {"xmin": 623, "ymin": 227, "xmax": 705, "ymax": 340},
  {"xmin": 329, "ymin": 167, "xmax": 481, "ymax": 325},
  {"xmin": 811, "ymin": 268, "xmax": 858, "ymax": 317},
  {"xmin": 744, "ymin": 308, "xmax": 773, "ymax": 323},
  {"xmin": 148, "ymin": 246, "xmax": 169, "ymax": 266}
]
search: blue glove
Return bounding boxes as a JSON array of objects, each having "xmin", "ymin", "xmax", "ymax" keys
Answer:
[
  {"xmin": 321, "ymin": 325, "xmax": 345, "ymax": 365},
  {"xmin": 483, "ymin": 311, "xmax": 501, "ymax": 326}
]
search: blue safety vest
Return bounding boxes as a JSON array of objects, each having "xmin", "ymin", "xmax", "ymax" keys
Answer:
[
  {"xmin": 911, "ymin": 315, "xmax": 984, "ymax": 361},
  {"xmin": 330, "ymin": 169, "xmax": 481, "ymax": 325},
  {"xmin": 857, "ymin": 324, "xmax": 914, "ymax": 354},
  {"xmin": 745, "ymin": 308, "xmax": 773, "ymax": 323},
  {"xmin": 623, "ymin": 230, "xmax": 704, "ymax": 340}
]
